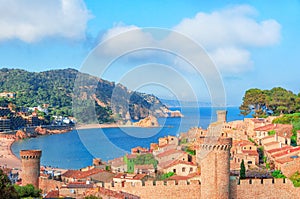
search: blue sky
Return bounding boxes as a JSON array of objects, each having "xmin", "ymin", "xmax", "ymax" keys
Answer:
[{"xmin": 0, "ymin": 0, "xmax": 299, "ymax": 106}]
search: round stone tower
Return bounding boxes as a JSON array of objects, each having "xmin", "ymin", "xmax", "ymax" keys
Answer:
[
  {"xmin": 20, "ymin": 150, "xmax": 42, "ymax": 188},
  {"xmin": 217, "ymin": 110, "xmax": 227, "ymax": 123},
  {"xmin": 199, "ymin": 137, "xmax": 232, "ymax": 199}
]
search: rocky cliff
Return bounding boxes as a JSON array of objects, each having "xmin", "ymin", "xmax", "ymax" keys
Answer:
[{"xmin": 133, "ymin": 116, "xmax": 159, "ymax": 127}]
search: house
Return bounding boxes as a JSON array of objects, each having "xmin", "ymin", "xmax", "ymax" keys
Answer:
[
  {"xmin": 161, "ymin": 160, "xmax": 197, "ymax": 176},
  {"xmin": 158, "ymin": 135, "xmax": 179, "ymax": 147},
  {"xmin": 134, "ymin": 164, "xmax": 155, "ymax": 175},
  {"xmin": 131, "ymin": 146, "xmax": 149, "ymax": 154},
  {"xmin": 124, "ymin": 154, "xmax": 137, "ymax": 173},
  {"xmin": 155, "ymin": 149, "xmax": 188, "ymax": 164},
  {"xmin": 61, "ymin": 168, "xmax": 114, "ymax": 183},
  {"xmin": 59, "ymin": 182, "xmax": 95, "ymax": 198},
  {"xmin": 109, "ymin": 157, "xmax": 127, "ymax": 173},
  {"xmin": 230, "ymin": 140, "xmax": 259, "ymax": 170},
  {"xmin": 113, "ymin": 173, "xmax": 147, "ymax": 184},
  {"xmin": 254, "ymin": 124, "xmax": 293, "ymax": 145}
]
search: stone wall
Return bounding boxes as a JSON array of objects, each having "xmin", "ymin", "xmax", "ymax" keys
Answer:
[
  {"xmin": 230, "ymin": 178, "xmax": 300, "ymax": 199},
  {"xmin": 104, "ymin": 180, "xmax": 201, "ymax": 199}
]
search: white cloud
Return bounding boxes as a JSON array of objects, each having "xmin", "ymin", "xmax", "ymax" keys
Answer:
[
  {"xmin": 0, "ymin": 0, "xmax": 91, "ymax": 42},
  {"xmin": 95, "ymin": 5, "xmax": 281, "ymax": 74},
  {"xmin": 173, "ymin": 5, "xmax": 281, "ymax": 73}
]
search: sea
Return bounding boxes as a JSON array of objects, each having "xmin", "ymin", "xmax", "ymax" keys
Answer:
[{"xmin": 11, "ymin": 107, "xmax": 251, "ymax": 169}]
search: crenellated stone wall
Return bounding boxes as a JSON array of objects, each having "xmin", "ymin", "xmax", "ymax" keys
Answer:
[
  {"xmin": 103, "ymin": 180, "xmax": 201, "ymax": 199},
  {"xmin": 230, "ymin": 178, "xmax": 300, "ymax": 199}
]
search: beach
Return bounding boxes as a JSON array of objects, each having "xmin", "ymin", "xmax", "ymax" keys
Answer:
[
  {"xmin": 75, "ymin": 123, "xmax": 131, "ymax": 130},
  {"xmin": 0, "ymin": 135, "xmax": 21, "ymax": 169}
]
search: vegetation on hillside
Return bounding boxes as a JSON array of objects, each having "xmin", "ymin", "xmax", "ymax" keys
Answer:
[
  {"xmin": 134, "ymin": 154, "xmax": 158, "ymax": 169},
  {"xmin": 0, "ymin": 68, "xmax": 168, "ymax": 123},
  {"xmin": 240, "ymin": 87, "xmax": 300, "ymax": 117}
]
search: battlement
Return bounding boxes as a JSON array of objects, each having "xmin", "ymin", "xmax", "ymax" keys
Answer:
[
  {"xmin": 103, "ymin": 180, "xmax": 201, "ymax": 189},
  {"xmin": 237, "ymin": 178, "xmax": 293, "ymax": 186},
  {"xmin": 199, "ymin": 137, "xmax": 232, "ymax": 151},
  {"xmin": 20, "ymin": 150, "xmax": 42, "ymax": 159}
]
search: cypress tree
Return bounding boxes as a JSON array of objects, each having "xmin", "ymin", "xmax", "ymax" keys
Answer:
[{"xmin": 240, "ymin": 159, "xmax": 246, "ymax": 179}]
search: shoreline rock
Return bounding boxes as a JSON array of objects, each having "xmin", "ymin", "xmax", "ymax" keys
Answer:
[{"xmin": 133, "ymin": 115, "xmax": 159, "ymax": 127}]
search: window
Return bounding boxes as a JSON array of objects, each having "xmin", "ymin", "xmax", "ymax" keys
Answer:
[
  {"xmin": 173, "ymin": 169, "xmax": 176, "ymax": 173},
  {"xmin": 190, "ymin": 167, "xmax": 193, "ymax": 172},
  {"xmin": 182, "ymin": 167, "xmax": 186, "ymax": 172}
]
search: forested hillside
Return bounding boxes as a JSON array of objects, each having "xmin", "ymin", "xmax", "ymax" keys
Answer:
[{"xmin": 0, "ymin": 68, "xmax": 169, "ymax": 123}]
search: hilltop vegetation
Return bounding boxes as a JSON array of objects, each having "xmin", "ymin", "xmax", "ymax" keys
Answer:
[
  {"xmin": 240, "ymin": 87, "xmax": 300, "ymax": 117},
  {"xmin": 0, "ymin": 68, "xmax": 168, "ymax": 123}
]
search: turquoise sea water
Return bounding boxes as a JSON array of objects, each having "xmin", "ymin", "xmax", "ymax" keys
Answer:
[{"xmin": 12, "ymin": 107, "xmax": 250, "ymax": 169}]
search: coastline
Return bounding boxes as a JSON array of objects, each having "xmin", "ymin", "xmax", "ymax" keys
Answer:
[{"xmin": 0, "ymin": 134, "xmax": 21, "ymax": 169}]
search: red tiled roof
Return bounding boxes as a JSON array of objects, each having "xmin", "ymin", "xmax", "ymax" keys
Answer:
[
  {"xmin": 254, "ymin": 124, "xmax": 276, "ymax": 131},
  {"xmin": 276, "ymin": 157, "xmax": 295, "ymax": 164},
  {"xmin": 233, "ymin": 140, "xmax": 255, "ymax": 147},
  {"xmin": 113, "ymin": 173, "xmax": 146, "ymax": 180},
  {"xmin": 66, "ymin": 182, "xmax": 94, "ymax": 189},
  {"xmin": 169, "ymin": 173, "xmax": 199, "ymax": 181},
  {"xmin": 272, "ymin": 146, "xmax": 300, "ymax": 158},
  {"xmin": 45, "ymin": 190, "xmax": 59, "ymax": 198},
  {"xmin": 62, "ymin": 168, "xmax": 104, "ymax": 179},
  {"xmin": 162, "ymin": 160, "xmax": 197, "ymax": 169},
  {"xmin": 126, "ymin": 154, "xmax": 137, "ymax": 159},
  {"xmin": 135, "ymin": 164, "xmax": 154, "ymax": 170},
  {"xmin": 267, "ymin": 146, "xmax": 293, "ymax": 154},
  {"xmin": 264, "ymin": 141, "xmax": 280, "ymax": 147},
  {"xmin": 250, "ymin": 118, "xmax": 266, "ymax": 123},
  {"xmin": 156, "ymin": 149, "xmax": 185, "ymax": 158},
  {"xmin": 241, "ymin": 150, "xmax": 259, "ymax": 156},
  {"xmin": 254, "ymin": 124, "xmax": 293, "ymax": 137}
]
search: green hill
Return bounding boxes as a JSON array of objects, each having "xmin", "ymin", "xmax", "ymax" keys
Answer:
[{"xmin": 0, "ymin": 68, "xmax": 169, "ymax": 123}]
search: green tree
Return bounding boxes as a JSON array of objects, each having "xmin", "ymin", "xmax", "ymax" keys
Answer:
[
  {"xmin": 85, "ymin": 196, "xmax": 102, "ymax": 199},
  {"xmin": 271, "ymin": 170, "xmax": 286, "ymax": 179},
  {"xmin": 0, "ymin": 169, "xmax": 19, "ymax": 199},
  {"xmin": 240, "ymin": 159, "xmax": 246, "ymax": 179},
  {"xmin": 14, "ymin": 184, "xmax": 41, "ymax": 198}
]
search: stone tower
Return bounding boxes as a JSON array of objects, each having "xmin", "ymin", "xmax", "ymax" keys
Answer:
[
  {"xmin": 217, "ymin": 110, "xmax": 227, "ymax": 123},
  {"xmin": 199, "ymin": 137, "xmax": 232, "ymax": 199},
  {"xmin": 20, "ymin": 150, "xmax": 42, "ymax": 188}
]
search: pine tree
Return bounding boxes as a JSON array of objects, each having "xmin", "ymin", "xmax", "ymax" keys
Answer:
[{"xmin": 240, "ymin": 159, "xmax": 246, "ymax": 179}]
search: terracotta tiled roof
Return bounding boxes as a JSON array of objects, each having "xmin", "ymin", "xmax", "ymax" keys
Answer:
[
  {"xmin": 264, "ymin": 141, "xmax": 280, "ymax": 147},
  {"xmin": 62, "ymin": 168, "xmax": 104, "ymax": 179},
  {"xmin": 135, "ymin": 164, "xmax": 154, "ymax": 170},
  {"xmin": 266, "ymin": 146, "xmax": 293, "ymax": 154},
  {"xmin": 276, "ymin": 157, "xmax": 295, "ymax": 164},
  {"xmin": 169, "ymin": 173, "xmax": 199, "ymax": 181},
  {"xmin": 250, "ymin": 118, "xmax": 266, "ymax": 123},
  {"xmin": 66, "ymin": 182, "xmax": 94, "ymax": 189},
  {"xmin": 45, "ymin": 190, "xmax": 59, "ymax": 198},
  {"xmin": 161, "ymin": 160, "xmax": 196, "ymax": 169},
  {"xmin": 272, "ymin": 146, "xmax": 300, "ymax": 158},
  {"xmin": 126, "ymin": 154, "xmax": 137, "ymax": 159},
  {"xmin": 233, "ymin": 140, "xmax": 255, "ymax": 147},
  {"xmin": 113, "ymin": 173, "xmax": 147, "ymax": 180},
  {"xmin": 254, "ymin": 124, "xmax": 293, "ymax": 137},
  {"xmin": 156, "ymin": 149, "xmax": 185, "ymax": 158},
  {"xmin": 241, "ymin": 150, "xmax": 259, "ymax": 156}
]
